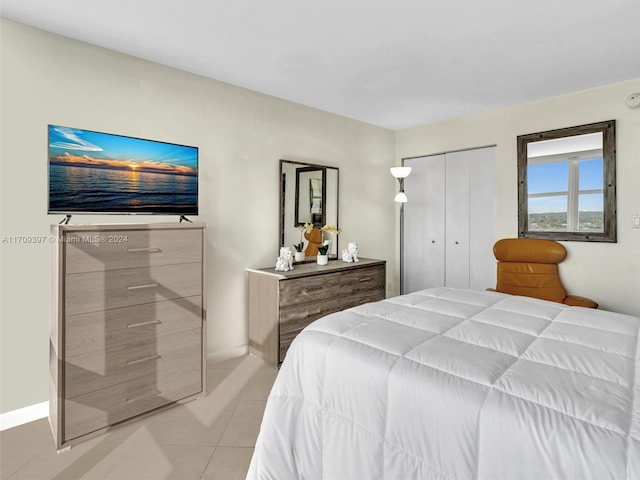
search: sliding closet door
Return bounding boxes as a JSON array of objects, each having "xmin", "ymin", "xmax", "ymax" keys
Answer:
[
  {"xmin": 401, "ymin": 146, "xmax": 496, "ymax": 294},
  {"xmin": 402, "ymin": 155, "xmax": 445, "ymax": 293},
  {"xmin": 444, "ymin": 151, "xmax": 471, "ymax": 288},
  {"xmin": 468, "ymin": 147, "xmax": 496, "ymax": 290}
]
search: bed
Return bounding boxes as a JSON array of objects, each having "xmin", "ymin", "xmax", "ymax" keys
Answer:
[{"xmin": 247, "ymin": 287, "xmax": 640, "ymax": 480}]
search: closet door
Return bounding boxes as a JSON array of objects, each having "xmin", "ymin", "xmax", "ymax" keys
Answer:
[
  {"xmin": 468, "ymin": 147, "xmax": 496, "ymax": 290},
  {"xmin": 402, "ymin": 155, "xmax": 445, "ymax": 293},
  {"xmin": 444, "ymin": 151, "xmax": 471, "ymax": 288},
  {"xmin": 444, "ymin": 148, "xmax": 496, "ymax": 289},
  {"xmin": 401, "ymin": 146, "xmax": 496, "ymax": 293}
]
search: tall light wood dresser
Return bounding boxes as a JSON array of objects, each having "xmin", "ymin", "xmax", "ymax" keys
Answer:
[
  {"xmin": 50, "ymin": 223, "xmax": 206, "ymax": 451},
  {"xmin": 247, "ymin": 258, "xmax": 386, "ymax": 368}
]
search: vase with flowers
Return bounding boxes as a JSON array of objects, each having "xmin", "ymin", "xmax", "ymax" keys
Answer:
[{"xmin": 316, "ymin": 224, "xmax": 341, "ymax": 265}]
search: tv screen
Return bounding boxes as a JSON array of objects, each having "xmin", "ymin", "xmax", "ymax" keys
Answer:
[{"xmin": 48, "ymin": 125, "xmax": 198, "ymax": 215}]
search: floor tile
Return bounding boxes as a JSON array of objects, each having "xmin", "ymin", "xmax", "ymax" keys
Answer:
[
  {"xmin": 6, "ymin": 435, "xmax": 123, "ymax": 480},
  {"xmin": 201, "ymin": 446, "xmax": 254, "ymax": 480},
  {"xmin": 0, "ymin": 418, "xmax": 53, "ymax": 479},
  {"xmin": 218, "ymin": 400, "xmax": 266, "ymax": 448},
  {"xmin": 102, "ymin": 442, "xmax": 214, "ymax": 480},
  {"xmin": 0, "ymin": 354, "xmax": 275, "ymax": 480}
]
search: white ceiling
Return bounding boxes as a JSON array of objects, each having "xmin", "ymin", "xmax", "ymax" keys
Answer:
[{"xmin": 2, "ymin": 0, "xmax": 639, "ymax": 130}]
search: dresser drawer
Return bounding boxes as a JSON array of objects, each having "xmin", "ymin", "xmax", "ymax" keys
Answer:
[
  {"xmin": 339, "ymin": 265, "xmax": 385, "ymax": 309},
  {"xmin": 65, "ymin": 297, "xmax": 203, "ymax": 357},
  {"xmin": 279, "ymin": 300, "xmax": 340, "ymax": 363},
  {"xmin": 280, "ymin": 300, "xmax": 339, "ymax": 336},
  {"xmin": 64, "ymin": 228, "xmax": 203, "ymax": 274},
  {"xmin": 65, "ymin": 263, "xmax": 202, "ymax": 316},
  {"xmin": 65, "ymin": 327, "xmax": 202, "ymax": 399},
  {"xmin": 64, "ymin": 361, "xmax": 202, "ymax": 442},
  {"xmin": 279, "ymin": 274, "xmax": 340, "ymax": 306}
]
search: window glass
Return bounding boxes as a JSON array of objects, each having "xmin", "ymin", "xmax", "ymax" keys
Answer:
[
  {"xmin": 578, "ymin": 193, "xmax": 604, "ymax": 232},
  {"xmin": 527, "ymin": 162, "xmax": 568, "ymax": 194},
  {"xmin": 528, "ymin": 195, "xmax": 568, "ymax": 231},
  {"xmin": 579, "ymin": 158, "xmax": 603, "ymax": 190}
]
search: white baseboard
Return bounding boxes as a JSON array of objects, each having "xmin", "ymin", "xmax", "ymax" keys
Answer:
[{"xmin": 0, "ymin": 401, "xmax": 49, "ymax": 431}]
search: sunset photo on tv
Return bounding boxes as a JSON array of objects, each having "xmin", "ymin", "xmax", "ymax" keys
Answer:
[{"xmin": 48, "ymin": 125, "xmax": 198, "ymax": 214}]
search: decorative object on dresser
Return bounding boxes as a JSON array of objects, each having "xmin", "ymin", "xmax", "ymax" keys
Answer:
[
  {"xmin": 49, "ymin": 222, "xmax": 207, "ymax": 451},
  {"xmin": 275, "ymin": 246, "xmax": 294, "ymax": 272},
  {"xmin": 247, "ymin": 258, "xmax": 386, "ymax": 368},
  {"xmin": 342, "ymin": 242, "xmax": 359, "ymax": 263}
]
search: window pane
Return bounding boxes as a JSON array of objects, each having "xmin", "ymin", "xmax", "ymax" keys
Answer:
[
  {"xmin": 528, "ymin": 162, "xmax": 568, "ymax": 194},
  {"xmin": 578, "ymin": 193, "xmax": 604, "ymax": 232},
  {"xmin": 579, "ymin": 158, "xmax": 603, "ymax": 190},
  {"xmin": 528, "ymin": 195, "xmax": 568, "ymax": 231}
]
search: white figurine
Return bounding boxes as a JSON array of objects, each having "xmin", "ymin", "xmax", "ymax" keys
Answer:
[
  {"xmin": 348, "ymin": 242, "xmax": 359, "ymax": 262},
  {"xmin": 275, "ymin": 247, "xmax": 294, "ymax": 272},
  {"xmin": 342, "ymin": 242, "xmax": 360, "ymax": 263}
]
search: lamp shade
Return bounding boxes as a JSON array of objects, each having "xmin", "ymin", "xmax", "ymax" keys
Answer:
[
  {"xmin": 394, "ymin": 191, "xmax": 408, "ymax": 203},
  {"xmin": 390, "ymin": 166, "xmax": 412, "ymax": 179}
]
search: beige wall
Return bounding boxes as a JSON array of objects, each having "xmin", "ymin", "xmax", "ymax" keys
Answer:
[
  {"xmin": 2, "ymin": 17, "xmax": 639, "ymax": 416},
  {"xmin": 0, "ymin": 20, "xmax": 396, "ymax": 413},
  {"xmin": 395, "ymin": 78, "xmax": 640, "ymax": 316}
]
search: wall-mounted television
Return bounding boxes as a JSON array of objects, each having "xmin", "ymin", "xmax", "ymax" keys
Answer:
[{"xmin": 48, "ymin": 125, "xmax": 198, "ymax": 216}]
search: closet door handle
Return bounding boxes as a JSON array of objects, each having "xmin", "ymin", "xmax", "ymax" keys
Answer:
[{"xmin": 127, "ymin": 247, "xmax": 161, "ymax": 253}]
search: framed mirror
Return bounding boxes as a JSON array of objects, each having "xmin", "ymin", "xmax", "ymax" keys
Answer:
[
  {"xmin": 295, "ymin": 167, "xmax": 326, "ymax": 226},
  {"xmin": 280, "ymin": 160, "xmax": 339, "ymax": 260},
  {"xmin": 517, "ymin": 120, "xmax": 616, "ymax": 242}
]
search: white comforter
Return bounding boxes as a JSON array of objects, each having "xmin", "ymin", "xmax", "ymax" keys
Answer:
[{"xmin": 247, "ymin": 288, "xmax": 640, "ymax": 480}]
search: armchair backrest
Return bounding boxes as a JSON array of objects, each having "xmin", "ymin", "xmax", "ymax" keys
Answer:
[{"xmin": 493, "ymin": 238, "xmax": 568, "ymax": 303}]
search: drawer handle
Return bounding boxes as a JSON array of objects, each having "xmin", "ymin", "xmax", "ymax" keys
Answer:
[
  {"xmin": 301, "ymin": 287, "xmax": 323, "ymax": 295},
  {"xmin": 127, "ymin": 320, "xmax": 161, "ymax": 328},
  {"xmin": 127, "ymin": 247, "xmax": 162, "ymax": 253},
  {"xmin": 358, "ymin": 277, "xmax": 372, "ymax": 282},
  {"xmin": 127, "ymin": 283, "xmax": 159, "ymax": 291},
  {"xmin": 125, "ymin": 389, "xmax": 161, "ymax": 403},
  {"xmin": 126, "ymin": 354, "xmax": 161, "ymax": 366}
]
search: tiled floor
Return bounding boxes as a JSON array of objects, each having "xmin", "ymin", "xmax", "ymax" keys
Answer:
[{"xmin": 0, "ymin": 354, "xmax": 277, "ymax": 480}]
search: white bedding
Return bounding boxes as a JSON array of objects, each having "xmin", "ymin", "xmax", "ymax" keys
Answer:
[{"xmin": 247, "ymin": 287, "xmax": 640, "ymax": 480}]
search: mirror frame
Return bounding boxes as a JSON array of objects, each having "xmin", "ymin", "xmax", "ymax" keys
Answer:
[
  {"xmin": 279, "ymin": 159, "xmax": 339, "ymax": 261},
  {"xmin": 295, "ymin": 166, "xmax": 327, "ymax": 227},
  {"xmin": 517, "ymin": 120, "xmax": 616, "ymax": 243}
]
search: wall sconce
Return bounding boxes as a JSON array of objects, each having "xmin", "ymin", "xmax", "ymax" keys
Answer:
[{"xmin": 390, "ymin": 166, "xmax": 412, "ymax": 203}]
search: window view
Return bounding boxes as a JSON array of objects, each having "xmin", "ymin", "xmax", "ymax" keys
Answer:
[{"xmin": 527, "ymin": 156, "xmax": 604, "ymax": 232}]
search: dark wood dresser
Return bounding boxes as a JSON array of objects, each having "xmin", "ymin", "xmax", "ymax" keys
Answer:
[{"xmin": 247, "ymin": 258, "xmax": 386, "ymax": 367}]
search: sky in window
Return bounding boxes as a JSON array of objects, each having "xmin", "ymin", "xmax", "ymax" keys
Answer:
[{"xmin": 528, "ymin": 158, "xmax": 603, "ymax": 213}]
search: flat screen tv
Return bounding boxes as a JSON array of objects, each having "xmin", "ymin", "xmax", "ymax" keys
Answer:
[{"xmin": 48, "ymin": 125, "xmax": 198, "ymax": 216}]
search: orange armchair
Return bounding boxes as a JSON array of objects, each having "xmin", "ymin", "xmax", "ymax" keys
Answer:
[{"xmin": 491, "ymin": 238, "xmax": 598, "ymax": 308}]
